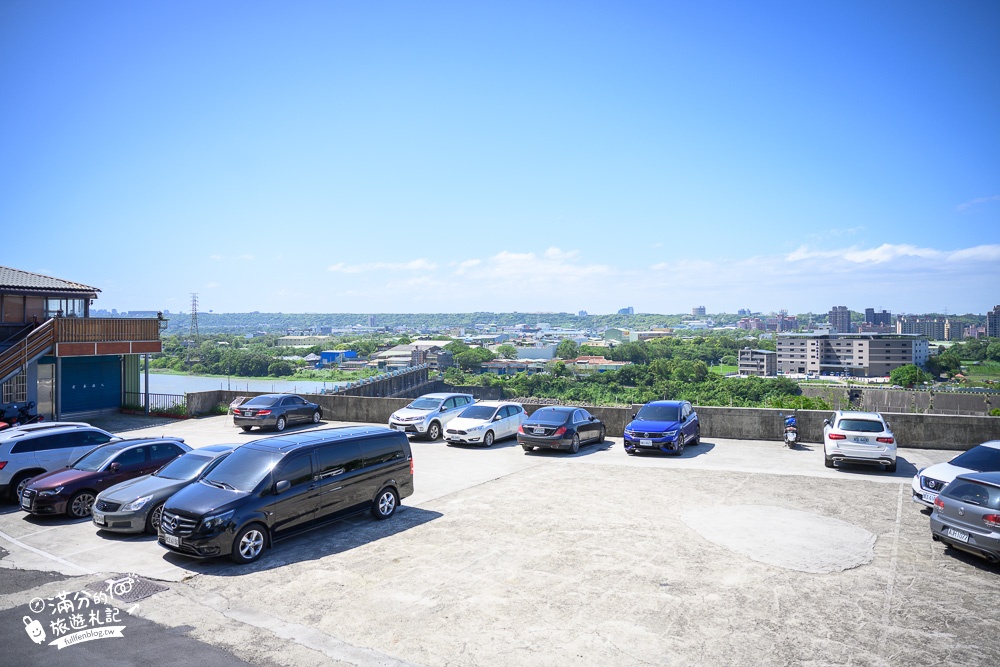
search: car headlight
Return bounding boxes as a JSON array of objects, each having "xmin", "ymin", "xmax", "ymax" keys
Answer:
[
  {"xmin": 122, "ymin": 495, "xmax": 153, "ymax": 512},
  {"xmin": 664, "ymin": 430, "xmax": 677, "ymax": 436},
  {"xmin": 469, "ymin": 425, "xmax": 484, "ymax": 431},
  {"xmin": 200, "ymin": 510, "xmax": 235, "ymax": 532},
  {"xmin": 624, "ymin": 429, "xmax": 634, "ymax": 436},
  {"xmin": 38, "ymin": 486, "xmax": 65, "ymax": 497}
]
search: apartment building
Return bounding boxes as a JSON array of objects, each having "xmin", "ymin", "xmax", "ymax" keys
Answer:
[
  {"xmin": 776, "ymin": 332, "xmax": 929, "ymax": 378},
  {"xmin": 738, "ymin": 348, "xmax": 777, "ymax": 376},
  {"xmin": 896, "ymin": 316, "xmax": 946, "ymax": 340},
  {"xmin": 988, "ymin": 305, "xmax": 1000, "ymax": 338},
  {"xmin": 828, "ymin": 306, "xmax": 852, "ymax": 333}
]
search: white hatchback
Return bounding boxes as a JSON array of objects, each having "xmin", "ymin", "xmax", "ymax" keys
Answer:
[
  {"xmin": 911, "ymin": 440, "xmax": 1000, "ymax": 508},
  {"xmin": 823, "ymin": 410, "xmax": 897, "ymax": 472},
  {"xmin": 444, "ymin": 402, "xmax": 526, "ymax": 447}
]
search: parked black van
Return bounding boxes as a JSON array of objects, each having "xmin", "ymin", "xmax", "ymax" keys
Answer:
[{"xmin": 158, "ymin": 426, "xmax": 414, "ymax": 564}]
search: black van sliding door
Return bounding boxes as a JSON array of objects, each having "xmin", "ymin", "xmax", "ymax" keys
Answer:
[{"xmin": 315, "ymin": 442, "xmax": 366, "ymax": 520}]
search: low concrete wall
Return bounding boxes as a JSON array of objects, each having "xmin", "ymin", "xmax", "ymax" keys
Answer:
[
  {"xmin": 800, "ymin": 386, "xmax": 999, "ymax": 416},
  {"xmin": 186, "ymin": 391, "xmax": 1000, "ymax": 450}
]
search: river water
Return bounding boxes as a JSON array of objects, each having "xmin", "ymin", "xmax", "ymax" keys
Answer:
[{"xmin": 145, "ymin": 373, "xmax": 348, "ymax": 396}]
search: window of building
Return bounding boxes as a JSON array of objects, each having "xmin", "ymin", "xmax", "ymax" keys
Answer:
[
  {"xmin": 44, "ymin": 298, "xmax": 86, "ymax": 318},
  {"xmin": 2, "ymin": 374, "xmax": 27, "ymax": 403}
]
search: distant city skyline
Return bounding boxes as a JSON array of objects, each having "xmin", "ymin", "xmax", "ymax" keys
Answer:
[{"xmin": 2, "ymin": 3, "xmax": 998, "ymax": 314}]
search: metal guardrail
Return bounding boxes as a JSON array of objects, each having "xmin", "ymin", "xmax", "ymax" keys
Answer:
[
  {"xmin": 0, "ymin": 320, "xmax": 55, "ymax": 386},
  {"xmin": 123, "ymin": 391, "xmax": 186, "ymax": 413}
]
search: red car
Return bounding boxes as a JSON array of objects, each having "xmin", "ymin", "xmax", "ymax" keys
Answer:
[{"xmin": 20, "ymin": 437, "xmax": 190, "ymax": 518}]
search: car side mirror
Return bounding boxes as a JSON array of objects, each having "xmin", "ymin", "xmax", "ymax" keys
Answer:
[
  {"xmin": 275, "ymin": 480, "xmax": 291, "ymax": 494},
  {"xmin": 589, "ymin": 416, "xmax": 596, "ymax": 421},
  {"xmin": 440, "ymin": 407, "xmax": 447, "ymax": 412},
  {"xmin": 823, "ymin": 419, "xmax": 830, "ymax": 426},
  {"xmin": 109, "ymin": 462, "xmax": 121, "ymax": 472},
  {"xmin": 631, "ymin": 413, "xmax": 636, "ymax": 419}
]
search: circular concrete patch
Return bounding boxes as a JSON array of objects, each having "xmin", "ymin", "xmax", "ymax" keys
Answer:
[{"xmin": 680, "ymin": 505, "xmax": 876, "ymax": 574}]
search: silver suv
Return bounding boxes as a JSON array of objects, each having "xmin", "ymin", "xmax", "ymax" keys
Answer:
[
  {"xmin": 0, "ymin": 423, "xmax": 119, "ymax": 501},
  {"xmin": 388, "ymin": 393, "xmax": 474, "ymax": 441}
]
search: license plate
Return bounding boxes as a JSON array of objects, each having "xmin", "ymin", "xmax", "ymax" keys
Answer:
[
  {"xmin": 533, "ymin": 428, "xmax": 545, "ymax": 434},
  {"xmin": 93, "ymin": 512, "xmax": 105, "ymax": 525},
  {"xmin": 640, "ymin": 439, "xmax": 653, "ymax": 447},
  {"xmin": 394, "ymin": 425, "xmax": 406, "ymax": 432},
  {"xmin": 946, "ymin": 527, "xmax": 970, "ymax": 543},
  {"xmin": 164, "ymin": 534, "xmax": 181, "ymax": 547},
  {"xmin": 922, "ymin": 492, "xmax": 938, "ymax": 504},
  {"xmin": 787, "ymin": 433, "xmax": 797, "ymax": 441},
  {"xmin": 20, "ymin": 497, "xmax": 30, "ymax": 510},
  {"xmin": 853, "ymin": 436, "xmax": 869, "ymax": 443}
]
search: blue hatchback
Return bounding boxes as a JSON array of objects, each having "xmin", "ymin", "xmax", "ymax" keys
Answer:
[{"xmin": 623, "ymin": 400, "xmax": 700, "ymax": 456}]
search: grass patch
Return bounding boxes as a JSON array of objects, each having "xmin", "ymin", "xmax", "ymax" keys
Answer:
[{"xmin": 710, "ymin": 365, "xmax": 739, "ymax": 375}]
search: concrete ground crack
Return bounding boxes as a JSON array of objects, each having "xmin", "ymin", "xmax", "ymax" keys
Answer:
[{"xmin": 877, "ymin": 483, "xmax": 904, "ymax": 654}]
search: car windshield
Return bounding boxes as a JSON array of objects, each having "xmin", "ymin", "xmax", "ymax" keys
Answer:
[
  {"xmin": 636, "ymin": 405, "xmax": 680, "ymax": 422},
  {"xmin": 407, "ymin": 398, "xmax": 442, "ymax": 410},
  {"xmin": 460, "ymin": 405, "xmax": 498, "ymax": 420},
  {"xmin": 202, "ymin": 447, "xmax": 283, "ymax": 492},
  {"xmin": 528, "ymin": 408, "xmax": 570, "ymax": 425},
  {"xmin": 72, "ymin": 443, "xmax": 129, "ymax": 472},
  {"xmin": 154, "ymin": 453, "xmax": 216, "ymax": 481},
  {"xmin": 243, "ymin": 396, "xmax": 280, "ymax": 407},
  {"xmin": 837, "ymin": 419, "xmax": 885, "ymax": 433},
  {"xmin": 950, "ymin": 446, "xmax": 1000, "ymax": 472}
]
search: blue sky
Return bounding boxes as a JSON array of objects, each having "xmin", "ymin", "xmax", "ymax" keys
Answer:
[{"xmin": 2, "ymin": 1, "xmax": 998, "ymax": 316}]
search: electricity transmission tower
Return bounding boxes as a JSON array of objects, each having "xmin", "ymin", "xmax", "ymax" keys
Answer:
[{"xmin": 186, "ymin": 293, "xmax": 200, "ymax": 365}]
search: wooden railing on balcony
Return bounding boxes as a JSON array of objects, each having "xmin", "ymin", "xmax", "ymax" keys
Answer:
[{"xmin": 54, "ymin": 317, "xmax": 162, "ymax": 342}]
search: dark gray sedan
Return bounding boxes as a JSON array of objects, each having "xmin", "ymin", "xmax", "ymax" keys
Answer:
[
  {"xmin": 930, "ymin": 471, "xmax": 1000, "ymax": 564},
  {"xmin": 93, "ymin": 444, "xmax": 238, "ymax": 534},
  {"xmin": 233, "ymin": 394, "xmax": 323, "ymax": 432}
]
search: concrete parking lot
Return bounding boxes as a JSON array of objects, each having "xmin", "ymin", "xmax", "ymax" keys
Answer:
[{"xmin": 2, "ymin": 415, "xmax": 998, "ymax": 666}]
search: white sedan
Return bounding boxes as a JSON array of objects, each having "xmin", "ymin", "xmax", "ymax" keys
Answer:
[
  {"xmin": 912, "ymin": 440, "xmax": 1000, "ymax": 508},
  {"xmin": 444, "ymin": 402, "xmax": 526, "ymax": 447}
]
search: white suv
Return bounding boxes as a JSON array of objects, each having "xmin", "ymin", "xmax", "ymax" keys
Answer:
[
  {"xmin": 823, "ymin": 411, "xmax": 897, "ymax": 473},
  {"xmin": 0, "ymin": 423, "xmax": 119, "ymax": 501},
  {"xmin": 388, "ymin": 393, "xmax": 474, "ymax": 441}
]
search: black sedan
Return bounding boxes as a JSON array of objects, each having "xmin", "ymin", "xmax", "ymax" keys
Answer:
[
  {"xmin": 517, "ymin": 406, "xmax": 606, "ymax": 454},
  {"xmin": 232, "ymin": 394, "xmax": 322, "ymax": 432}
]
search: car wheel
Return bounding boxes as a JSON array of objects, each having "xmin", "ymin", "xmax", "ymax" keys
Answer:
[
  {"xmin": 11, "ymin": 473, "xmax": 34, "ymax": 502},
  {"xmin": 241, "ymin": 426, "xmax": 253, "ymax": 432},
  {"xmin": 312, "ymin": 411, "xmax": 322, "ymax": 424},
  {"xmin": 675, "ymin": 434, "xmax": 685, "ymax": 456},
  {"xmin": 570, "ymin": 434, "xmax": 580, "ymax": 454},
  {"xmin": 691, "ymin": 427, "xmax": 700, "ymax": 446},
  {"xmin": 274, "ymin": 416, "xmax": 286, "ymax": 432},
  {"xmin": 885, "ymin": 460, "xmax": 897, "ymax": 473},
  {"xmin": 626, "ymin": 449, "xmax": 636, "ymax": 456},
  {"xmin": 145, "ymin": 502, "xmax": 165, "ymax": 535},
  {"xmin": 522, "ymin": 446, "xmax": 533, "ymax": 453},
  {"xmin": 67, "ymin": 491, "xmax": 96, "ymax": 518},
  {"xmin": 484, "ymin": 431, "xmax": 495, "ymax": 447},
  {"xmin": 372, "ymin": 487, "xmax": 399, "ymax": 520},
  {"xmin": 427, "ymin": 422, "xmax": 441, "ymax": 441},
  {"xmin": 231, "ymin": 524, "xmax": 267, "ymax": 564},
  {"xmin": 597, "ymin": 427, "xmax": 606, "ymax": 443},
  {"xmin": 824, "ymin": 453, "xmax": 835, "ymax": 468}
]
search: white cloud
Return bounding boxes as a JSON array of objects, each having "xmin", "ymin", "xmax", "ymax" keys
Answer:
[
  {"xmin": 327, "ymin": 259, "xmax": 439, "ymax": 273},
  {"xmin": 209, "ymin": 254, "xmax": 223, "ymax": 260},
  {"xmin": 240, "ymin": 254, "xmax": 254, "ymax": 261},
  {"xmin": 957, "ymin": 195, "xmax": 1000, "ymax": 212}
]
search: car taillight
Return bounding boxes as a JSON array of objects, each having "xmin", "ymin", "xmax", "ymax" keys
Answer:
[
  {"xmin": 934, "ymin": 497, "xmax": 945, "ymax": 511},
  {"xmin": 876, "ymin": 437, "xmax": 894, "ymax": 444},
  {"xmin": 828, "ymin": 433, "xmax": 846, "ymax": 440},
  {"xmin": 518, "ymin": 424, "xmax": 524, "ymax": 434},
  {"xmin": 553, "ymin": 426, "xmax": 567, "ymax": 437},
  {"xmin": 984, "ymin": 514, "xmax": 1000, "ymax": 529},
  {"xmin": 256, "ymin": 410, "xmax": 271, "ymax": 416},
  {"xmin": 0, "ymin": 461, "xmax": 6, "ymax": 470},
  {"xmin": 410, "ymin": 457, "xmax": 414, "ymax": 476}
]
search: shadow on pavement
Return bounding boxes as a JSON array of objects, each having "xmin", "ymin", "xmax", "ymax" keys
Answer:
[
  {"xmin": 626, "ymin": 442, "xmax": 718, "ymax": 459},
  {"xmin": 829, "ymin": 455, "xmax": 919, "ymax": 479},
  {"xmin": 161, "ymin": 506, "xmax": 443, "ymax": 577}
]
